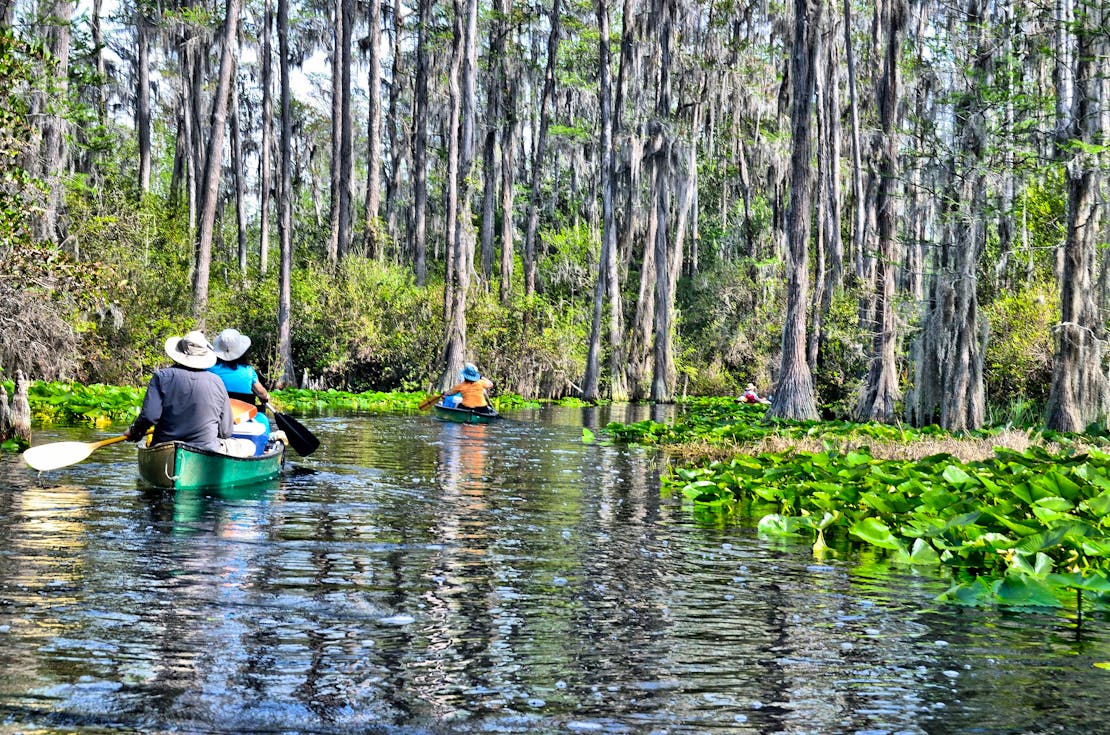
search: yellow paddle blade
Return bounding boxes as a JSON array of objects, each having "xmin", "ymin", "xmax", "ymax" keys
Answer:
[{"xmin": 22, "ymin": 434, "xmax": 130, "ymax": 472}]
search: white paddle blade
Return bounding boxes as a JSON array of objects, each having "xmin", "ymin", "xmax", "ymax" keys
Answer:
[{"xmin": 22, "ymin": 441, "xmax": 96, "ymax": 471}]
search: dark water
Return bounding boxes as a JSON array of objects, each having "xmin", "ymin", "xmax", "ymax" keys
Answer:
[{"xmin": 1, "ymin": 405, "xmax": 1109, "ymax": 735}]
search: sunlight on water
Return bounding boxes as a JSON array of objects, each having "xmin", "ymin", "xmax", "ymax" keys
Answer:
[{"xmin": 1, "ymin": 405, "xmax": 1109, "ymax": 734}]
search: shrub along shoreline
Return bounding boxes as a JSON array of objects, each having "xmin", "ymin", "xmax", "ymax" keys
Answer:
[{"xmin": 605, "ymin": 397, "xmax": 1110, "ymax": 613}]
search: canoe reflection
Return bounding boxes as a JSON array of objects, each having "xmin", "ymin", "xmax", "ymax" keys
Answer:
[{"xmin": 141, "ymin": 479, "xmax": 281, "ymax": 537}]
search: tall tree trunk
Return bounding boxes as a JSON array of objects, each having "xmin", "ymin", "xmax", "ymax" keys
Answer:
[
  {"xmin": 192, "ymin": 0, "xmax": 242, "ymax": 321},
  {"xmin": 170, "ymin": 105, "xmax": 186, "ymax": 208},
  {"xmin": 91, "ymin": 0, "xmax": 106, "ymax": 130},
  {"xmin": 337, "ymin": 0, "xmax": 354, "ymax": 260},
  {"xmin": 809, "ymin": 25, "xmax": 841, "ymax": 371},
  {"xmin": 479, "ymin": 0, "xmax": 506, "ymax": 286},
  {"xmin": 583, "ymin": 0, "xmax": 614, "ymax": 402},
  {"xmin": 411, "ymin": 0, "xmax": 431, "ymax": 284},
  {"xmin": 276, "ymin": 0, "xmax": 296, "ymax": 387},
  {"xmin": 906, "ymin": 0, "xmax": 988, "ymax": 432},
  {"xmin": 259, "ymin": 0, "xmax": 273, "ymax": 275},
  {"xmin": 498, "ymin": 22, "xmax": 517, "ymax": 304},
  {"xmin": 649, "ymin": 137, "xmax": 675, "ymax": 403},
  {"xmin": 522, "ymin": 0, "xmax": 560, "ymax": 298},
  {"xmin": 188, "ymin": 46, "xmax": 204, "ymax": 234},
  {"xmin": 767, "ymin": 0, "xmax": 822, "ymax": 421},
  {"xmin": 627, "ymin": 162, "xmax": 658, "ymax": 400},
  {"xmin": 363, "ymin": 0, "xmax": 383, "ymax": 258},
  {"xmin": 230, "ymin": 54, "xmax": 248, "ymax": 274},
  {"xmin": 854, "ymin": 0, "xmax": 905, "ymax": 422},
  {"xmin": 385, "ymin": 0, "xmax": 406, "ymax": 248},
  {"xmin": 35, "ymin": 0, "xmax": 73, "ymax": 245},
  {"xmin": 843, "ymin": 0, "xmax": 866, "ymax": 281},
  {"xmin": 440, "ymin": 0, "xmax": 479, "ymax": 390},
  {"xmin": 136, "ymin": 9, "xmax": 152, "ymax": 194},
  {"xmin": 327, "ymin": 0, "xmax": 343, "ymax": 264},
  {"xmin": 1045, "ymin": 3, "xmax": 1108, "ymax": 432}
]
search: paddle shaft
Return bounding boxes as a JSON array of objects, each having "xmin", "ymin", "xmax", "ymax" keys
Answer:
[
  {"xmin": 418, "ymin": 393, "xmax": 443, "ymax": 410},
  {"xmin": 265, "ymin": 403, "xmax": 320, "ymax": 456},
  {"xmin": 92, "ymin": 434, "xmax": 131, "ymax": 450}
]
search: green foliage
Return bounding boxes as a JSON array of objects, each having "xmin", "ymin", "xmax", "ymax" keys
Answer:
[
  {"xmin": 983, "ymin": 285, "xmax": 1056, "ymax": 419},
  {"xmin": 14, "ymin": 380, "xmax": 144, "ymax": 425},
  {"xmin": 605, "ymin": 396, "xmax": 993, "ymax": 446},
  {"xmin": 674, "ymin": 258, "xmax": 784, "ymax": 396},
  {"xmin": 991, "ymin": 177, "xmax": 1065, "ymax": 290},
  {"xmin": 813, "ymin": 288, "xmax": 869, "ymax": 419},
  {"xmin": 469, "ymin": 289, "xmax": 590, "ymax": 397},
  {"xmin": 0, "ymin": 29, "xmax": 35, "ymax": 250},
  {"xmin": 610, "ymin": 399, "xmax": 1110, "ymax": 610},
  {"xmin": 538, "ymin": 223, "xmax": 597, "ymax": 303}
]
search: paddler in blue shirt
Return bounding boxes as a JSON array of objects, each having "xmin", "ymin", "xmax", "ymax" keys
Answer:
[{"xmin": 210, "ymin": 328, "xmax": 272, "ymax": 434}]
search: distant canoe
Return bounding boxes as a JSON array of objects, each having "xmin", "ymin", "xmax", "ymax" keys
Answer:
[
  {"xmin": 432, "ymin": 404, "xmax": 501, "ymax": 424},
  {"xmin": 138, "ymin": 441, "xmax": 285, "ymax": 490}
]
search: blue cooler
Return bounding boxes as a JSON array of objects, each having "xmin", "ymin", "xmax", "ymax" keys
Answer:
[{"xmin": 232, "ymin": 418, "xmax": 269, "ymax": 456}]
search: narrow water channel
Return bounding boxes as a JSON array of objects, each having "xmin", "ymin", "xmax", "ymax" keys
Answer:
[{"xmin": 1, "ymin": 405, "xmax": 1109, "ymax": 734}]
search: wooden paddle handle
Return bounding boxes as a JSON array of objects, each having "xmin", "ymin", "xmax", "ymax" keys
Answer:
[{"xmin": 92, "ymin": 434, "xmax": 131, "ymax": 450}]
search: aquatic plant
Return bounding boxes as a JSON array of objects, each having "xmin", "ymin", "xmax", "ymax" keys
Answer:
[
  {"xmin": 18, "ymin": 381, "xmax": 144, "ymax": 426},
  {"xmin": 665, "ymin": 445, "xmax": 1110, "ymax": 610},
  {"xmin": 607, "ymin": 398, "xmax": 1110, "ymax": 611}
]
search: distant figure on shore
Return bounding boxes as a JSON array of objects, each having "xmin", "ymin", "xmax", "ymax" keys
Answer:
[{"xmin": 739, "ymin": 382, "xmax": 769, "ymax": 404}]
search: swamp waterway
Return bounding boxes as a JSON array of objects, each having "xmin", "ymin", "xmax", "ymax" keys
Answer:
[{"xmin": 0, "ymin": 405, "xmax": 1109, "ymax": 734}]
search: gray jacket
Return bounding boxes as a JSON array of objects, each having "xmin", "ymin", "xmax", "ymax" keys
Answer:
[{"xmin": 129, "ymin": 366, "xmax": 233, "ymax": 451}]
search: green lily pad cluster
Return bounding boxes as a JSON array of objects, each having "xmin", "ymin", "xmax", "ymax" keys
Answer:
[
  {"xmin": 271, "ymin": 387, "xmax": 422, "ymax": 413},
  {"xmin": 667, "ymin": 445, "xmax": 1110, "ymax": 610},
  {"xmin": 273, "ymin": 387, "xmax": 539, "ymax": 413},
  {"xmin": 19, "ymin": 381, "xmax": 145, "ymax": 425},
  {"xmin": 605, "ymin": 397, "xmax": 1110, "ymax": 610},
  {"xmin": 604, "ymin": 397, "xmax": 997, "ymax": 446}
]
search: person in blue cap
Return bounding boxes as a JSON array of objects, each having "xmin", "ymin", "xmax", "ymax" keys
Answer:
[{"xmin": 443, "ymin": 362, "xmax": 495, "ymax": 413}]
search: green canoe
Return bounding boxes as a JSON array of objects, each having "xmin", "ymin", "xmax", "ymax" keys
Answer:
[
  {"xmin": 432, "ymin": 404, "xmax": 502, "ymax": 424},
  {"xmin": 137, "ymin": 441, "xmax": 285, "ymax": 490}
]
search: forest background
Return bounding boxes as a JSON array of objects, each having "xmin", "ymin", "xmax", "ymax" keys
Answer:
[{"xmin": 0, "ymin": 0, "xmax": 1107, "ymax": 433}]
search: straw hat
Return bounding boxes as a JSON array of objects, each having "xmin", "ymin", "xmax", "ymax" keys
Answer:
[
  {"xmin": 461, "ymin": 362, "xmax": 481, "ymax": 381},
  {"xmin": 213, "ymin": 328, "xmax": 252, "ymax": 361},
  {"xmin": 745, "ymin": 383, "xmax": 756, "ymax": 391},
  {"xmin": 164, "ymin": 331, "xmax": 217, "ymax": 369}
]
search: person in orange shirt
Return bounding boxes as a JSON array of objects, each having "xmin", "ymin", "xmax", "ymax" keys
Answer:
[{"xmin": 444, "ymin": 363, "xmax": 495, "ymax": 413}]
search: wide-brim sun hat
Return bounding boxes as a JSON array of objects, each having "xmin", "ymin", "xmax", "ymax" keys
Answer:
[
  {"xmin": 213, "ymin": 328, "xmax": 252, "ymax": 361},
  {"xmin": 461, "ymin": 363, "xmax": 481, "ymax": 382},
  {"xmin": 746, "ymin": 383, "xmax": 756, "ymax": 391},
  {"xmin": 164, "ymin": 330, "xmax": 217, "ymax": 369}
]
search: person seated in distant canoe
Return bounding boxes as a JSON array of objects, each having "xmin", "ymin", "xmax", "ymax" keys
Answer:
[
  {"xmin": 209, "ymin": 328, "xmax": 272, "ymax": 454},
  {"xmin": 124, "ymin": 330, "xmax": 254, "ymax": 456},
  {"xmin": 444, "ymin": 362, "xmax": 495, "ymax": 414}
]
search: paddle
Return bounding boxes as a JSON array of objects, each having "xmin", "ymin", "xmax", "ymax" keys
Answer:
[
  {"xmin": 23, "ymin": 400, "xmax": 265, "ymax": 472},
  {"xmin": 22, "ymin": 434, "xmax": 131, "ymax": 472},
  {"xmin": 265, "ymin": 403, "xmax": 320, "ymax": 456},
  {"xmin": 418, "ymin": 393, "xmax": 443, "ymax": 410}
]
